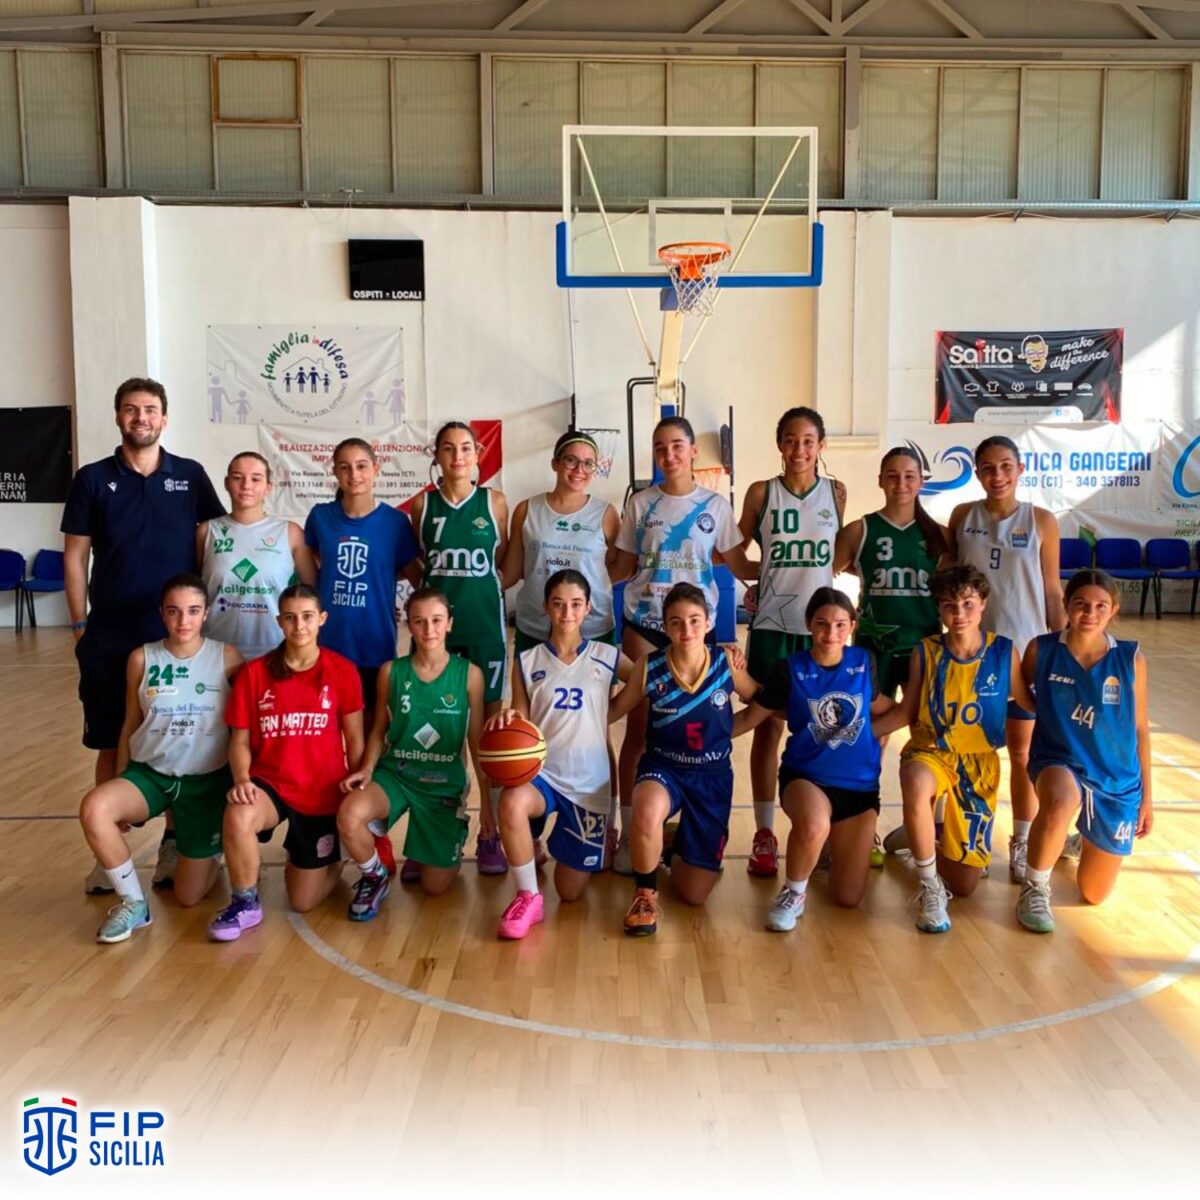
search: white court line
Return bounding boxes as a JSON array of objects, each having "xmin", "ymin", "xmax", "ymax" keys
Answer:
[{"xmin": 289, "ymin": 913, "xmax": 1200, "ymax": 1056}]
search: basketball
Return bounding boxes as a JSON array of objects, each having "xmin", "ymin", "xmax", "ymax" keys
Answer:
[{"xmin": 478, "ymin": 715, "xmax": 547, "ymax": 787}]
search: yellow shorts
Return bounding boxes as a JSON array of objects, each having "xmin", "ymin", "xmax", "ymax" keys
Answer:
[{"xmin": 901, "ymin": 746, "xmax": 1000, "ymax": 869}]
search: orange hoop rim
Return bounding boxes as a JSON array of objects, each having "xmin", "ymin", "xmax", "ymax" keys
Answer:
[{"xmin": 657, "ymin": 240, "xmax": 733, "ymax": 281}]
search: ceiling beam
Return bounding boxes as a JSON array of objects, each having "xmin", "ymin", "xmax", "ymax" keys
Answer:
[
  {"xmin": 839, "ymin": 0, "xmax": 893, "ymax": 36},
  {"xmin": 689, "ymin": 0, "xmax": 751, "ymax": 37},
  {"xmin": 495, "ymin": 0, "xmax": 553, "ymax": 34},
  {"xmin": 1117, "ymin": 2, "xmax": 1174, "ymax": 39},
  {"xmin": 299, "ymin": 7, "xmax": 334, "ymax": 29},
  {"xmin": 923, "ymin": 0, "xmax": 982, "ymax": 40},
  {"xmin": 786, "ymin": 0, "xmax": 835, "ymax": 36}
]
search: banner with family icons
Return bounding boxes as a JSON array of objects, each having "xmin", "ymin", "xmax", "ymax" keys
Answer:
[
  {"xmin": 257, "ymin": 420, "xmax": 503, "ymax": 522},
  {"xmin": 934, "ymin": 329, "xmax": 1122, "ymax": 425},
  {"xmin": 206, "ymin": 325, "xmax": 410, "ymax": 428}
]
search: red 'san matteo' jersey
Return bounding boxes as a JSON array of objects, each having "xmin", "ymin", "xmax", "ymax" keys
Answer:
[{"xmin": 226, "ymin": 650, "xmax": 363, "ymax": 815}]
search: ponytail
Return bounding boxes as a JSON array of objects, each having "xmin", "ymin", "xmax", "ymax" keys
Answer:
[{"xmin": 912, "ymin": 498, "xmax": 947, "ymax": 563}]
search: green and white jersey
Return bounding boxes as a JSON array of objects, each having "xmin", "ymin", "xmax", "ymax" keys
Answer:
[
  {"xmin": 854, "ymin": 512, "xmax": 940, "ymax": 654},
  {"xmin": 420, "ymin": 486, "xmax": 504, "ymax": 646},
  {"xmin": 752, "ymin": 476, "xmax": 839, "ymax": 636},
  {"xmin": 202, "ymin": 515, "xmax": 295, "ymax": 659},
  {"xmin": 380, "ymin": 653, "xmax": 471, "ymax": 809},
  {"xmin": 128, "ymin": 638, "xmax": 230, "ymax": 776}
]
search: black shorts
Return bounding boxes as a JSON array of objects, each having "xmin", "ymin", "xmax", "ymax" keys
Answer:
[
  {"xmin": 357, "ymin": 664, "xmax": 383, "ymax": 716},
  {"xmin": 624, "ymin": 620, "xmax": 718, "ymax": 652},
  {"xmin": 74, "ymin": 631, "xmax": 138, "ymax": 751},
  {"xmin": 254, "ymin": 777, "xmax": 342, "ymax": 870},
  {"xmin": 778, "ymin": 766, "xmax": 881, "ymax": 824}
]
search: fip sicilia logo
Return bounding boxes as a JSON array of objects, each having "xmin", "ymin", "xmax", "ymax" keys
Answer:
[{"xmin": 21, "ymin": 1093, "xmax": 166, "ymax": 1176}]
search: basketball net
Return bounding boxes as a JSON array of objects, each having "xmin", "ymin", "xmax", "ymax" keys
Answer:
[{"xmin": 657, "ymin": 242, "xmax": 732, "ymax": 318}]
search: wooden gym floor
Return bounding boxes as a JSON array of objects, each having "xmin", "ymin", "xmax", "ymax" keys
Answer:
[{"xmin": 2, "ymin": 624, "xmax": 1200, "ymax": 1198}]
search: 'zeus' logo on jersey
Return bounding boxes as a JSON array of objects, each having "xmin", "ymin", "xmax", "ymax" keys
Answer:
[
  {"xmin": 337, "ymin": 539, "xmax": 369, "ymax": 579},
  {"xmin": 806, "ymin": 692, "xmax": 865, "ymax": 749}
]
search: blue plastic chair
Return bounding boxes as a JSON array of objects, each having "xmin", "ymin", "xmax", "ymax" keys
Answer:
[
  {"xmin": 22, "ymin": 549, "xmax": 65, "ymax": 629},
  {"xmin": 1058, "ymin": 537, "xmax": 1092, "ymax": 581},
  {"xmin": 0, "ymin": 549, "xmax": 27, "ymax": 631},
  {"xmin": 1094, "ymin": 538, "xmax": 1155, "ymax": 617},
  {"xmin": 1146, "ymin": 538, "xmax": 1200, "ymax": 618}
]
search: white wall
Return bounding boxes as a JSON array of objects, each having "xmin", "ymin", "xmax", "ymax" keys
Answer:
[{"xmin": 0, "ymin": 206, "xmax": 74, "ymax": 627}]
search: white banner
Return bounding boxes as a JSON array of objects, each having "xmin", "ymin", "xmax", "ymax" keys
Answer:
[
  {"xmin": 257, "ymin": 420, "xmax": 505, "ymax": 522},
  {"xmin": 207, "ymin": 325, "xmax": 406, "ymax": 428}
]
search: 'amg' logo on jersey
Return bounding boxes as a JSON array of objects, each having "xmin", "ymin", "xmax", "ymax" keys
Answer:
[
  {"xmin": 428, "ymin": 546, "xmax": 490, "ymax": 577},
  {"xmin": 768, "ymin": 538, "xmax": 831, "ymax": 568}
]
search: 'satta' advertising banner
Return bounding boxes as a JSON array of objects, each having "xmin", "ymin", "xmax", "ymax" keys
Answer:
[
  {"xmin": 935, "ymin": 329, "xmax": 1122, "ymax": 424},
  {"xmin": 257, "ymin": 420, "xmax": 502, "ymax": 522}
]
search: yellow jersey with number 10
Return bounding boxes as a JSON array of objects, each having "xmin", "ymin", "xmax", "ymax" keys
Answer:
[{"xmin": 908, "ymin": 631, "xmax": 1011, "ymax": 755}]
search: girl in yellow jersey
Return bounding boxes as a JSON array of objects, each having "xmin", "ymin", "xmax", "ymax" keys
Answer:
[{"xmin": 875, "ymin": 564, "xmax": 1035, "ymax": 933}]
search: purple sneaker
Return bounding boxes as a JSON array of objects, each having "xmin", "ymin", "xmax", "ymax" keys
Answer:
[
  {"xmin": 476, "ymin": 835, "xmax": 508, "ymax": 876},
  {"xmin": 399, "ymin": 857, "xmax": 422, "ymax": 884},
  {"xmin": 208, "ymin": 893, "xmax": 263, "ymax": 942},
  {"xmin": 348, "ymin": 869, "xmax": 390, "ymax": 922}
]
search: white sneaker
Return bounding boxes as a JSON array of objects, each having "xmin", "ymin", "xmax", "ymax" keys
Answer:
[
  {"xmin": 1016, "ymin": 880, "xmax": 1055, "ymax": 933},
  {"xmin": 152, "ymin": 839, "xmax": 179, "ymax": 889},
  {"xmin": 612, "ymin": 832, "xmax": 633, "ymax": 876},
  {"xmin": 765, "ymin": 886, "xmax": 806, "ymax": 932},
  {"xmin": 913, "ymin": 877, "xmax": 952, "ymax": 933},
  {"xmin": 1008, "ymin": 837, "xmax": 1028, "ymax": 884},
  {"xmin": 1060, "ymin": 832, "xmax": 1083, "ymax": 861},
  {"xmin": 84, "ymin": 860, "xmax": 114, "ymax": 895}
]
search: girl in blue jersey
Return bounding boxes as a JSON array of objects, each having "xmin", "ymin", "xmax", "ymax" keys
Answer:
[
  {"xmin": 608, "ymin": 583, "xmax": 759, "ymax": 936},
  {"xmin": 1016, "ymin": 569, "xmax": 1152, "ymax": 933},
  {"xmin": 734, "ymin": 589, "xmax": 895, "ymax": 931}
]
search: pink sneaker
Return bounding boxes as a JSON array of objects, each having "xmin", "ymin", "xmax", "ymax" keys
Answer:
[
  {"xmin": 399, "ymin": 857, "xmax": 422, "ymax": 884},
  {"xmin": 497, "ymin": 889, "xmax": 544, "ymax": 940}
]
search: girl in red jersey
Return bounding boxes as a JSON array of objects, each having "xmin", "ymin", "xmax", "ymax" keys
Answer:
[{"xmin": 209, "ymin": 584, "xmax": 365, "ymax": 941}]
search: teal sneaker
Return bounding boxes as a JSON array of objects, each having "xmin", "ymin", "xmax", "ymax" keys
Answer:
[
  {"xmin": 1016, "ymin": 880, "xmax": 1055, "ymax": 933},
  {"xmin": 96, "ymin": 898, "xmax": 152, "ymax": 944}
]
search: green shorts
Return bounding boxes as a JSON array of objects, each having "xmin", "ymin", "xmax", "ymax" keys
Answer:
[
  {"xmin": 747, "ymin": 627, "xmax": 811, "ymax": 685},
  {"xmin": 448, "ymin": 639, "xmax": 508, "ymax": 703},
  {"xmin": 513, "ymin": 626, "xmax": 616, "ymax": 657},
  {"xmin": 121, "ymin": 761, "xmax": 230, "ymax": 860},
  {"xmin": 855, "ymin": 637, "xmax": 915, "ymax": 698},
  {"xmin": 372, "ymin": 767, "xmax": 469, "ymax": 870}
]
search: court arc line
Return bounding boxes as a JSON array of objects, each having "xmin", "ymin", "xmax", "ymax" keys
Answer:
[{"xmin": 289, "ymin": 913, "xmax": 1200, "ymax": 1056}]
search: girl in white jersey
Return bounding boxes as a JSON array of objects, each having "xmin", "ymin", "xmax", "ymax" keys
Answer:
[
  {"xmin": 489, "ymin": 569, "xmax": 632, "ymax": 940},
  {"xmin": 610, "ymin": 415, "xmax": 757, "ymax": 873},
  {"xmin": 198, "ymin": 451, "xmax": 315, "ymax": 660},
  {"xmin": 739, "ymin": 407, "xmax": 845, "ymax": 878},
  {"xmin": 79, "ymin": 574, "xmax": 242, "ymax": 943},
  {"xmin": 948, "ymin": 435, "xmax": 1065, "ymax": 884}
]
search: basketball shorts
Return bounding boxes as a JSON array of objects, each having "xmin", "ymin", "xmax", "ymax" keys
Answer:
[
  {"xmin": 1029, "ymin": 760, "xmax": 1142, "ymax": 857},
  {"xmin": 1007, "ymin": 684, "xmax": 1036, "ymax": 722},
  {"xmin": 514, "ymin": 626, "xmax": 616, "ymax": 657},
  {"xmin": 528, "ymin": 776, "xmax": 608, "ymax": 873},
  {"xmin": 854, "ymin": 636, "xmax": 914, "ymax": 699},
  {"xmin": 75, "ymin": 631, "xmax": 138, "ymax": 751},
  {"xmin": 901, "ymin": 746, "xmax": 1000, "ymax": 869},
  {"xmin": 634, "ymin": 757, "xmax": 732, "ymax": 873},
  {"xmin": 357, "ymin": 664, "xmax": 386, "ymax": 715},
  {"xmin": 371, "ymin": 766, "xmax": 468, "ymax": 870},
  {"xmin": 121, "ymin": 761, "xmax": 230, "ymax": 859},
  {"xmin": 253, "ymin": 778, "xmax": 341, "ymax": 870},
  {"xmin": 777, "ymin": 766, "xmax": 881, "ymax": 824},
  {"xmin": 448, "ymin": 639, "xmax": 507, "ymax": 703},
  {"xmin": 747, "ymin": 627, "xmax": 811, "ymax": 686}
]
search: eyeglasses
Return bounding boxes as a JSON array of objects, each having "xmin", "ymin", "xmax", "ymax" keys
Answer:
[{"xmin": 559, "ymin": 454, "xmax": 598, "ymax": 475}]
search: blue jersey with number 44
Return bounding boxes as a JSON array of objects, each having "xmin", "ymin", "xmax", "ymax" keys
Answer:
[{"xmin": 643, "ymin": 649, "xmax": 733, "ymax": 771}]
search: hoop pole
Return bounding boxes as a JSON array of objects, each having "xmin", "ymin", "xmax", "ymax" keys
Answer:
[
  {"xmin": 575, "ymin": 136, "xmax": 656, "ymax": 370},
  {"xmin": 680, "ymin": 134, "xmax": 806, "ymax": 366}
]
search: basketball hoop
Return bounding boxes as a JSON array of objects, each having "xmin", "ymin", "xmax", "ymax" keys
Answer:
[{"xmin": 657, "ymin": 241, "xmax": 732, "ymax": 316}]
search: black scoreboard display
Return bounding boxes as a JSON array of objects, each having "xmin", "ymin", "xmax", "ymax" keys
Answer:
[{"xmin": 348, "ymin": 239, "xmax": 425, "ymax": 301}]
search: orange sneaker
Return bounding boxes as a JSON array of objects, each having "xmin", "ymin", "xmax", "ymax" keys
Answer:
[{"xmin": 623, "ymin": 887, "xmax": 660, "ymax": 937}]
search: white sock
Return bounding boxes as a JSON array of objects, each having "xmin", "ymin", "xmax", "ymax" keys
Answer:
[
  {"xmin": 1012, "ymin": 820, "xmax": 1032, "ymax": 842},
  {"xmin": 620, "ymin": 805, "xmax": 633, "ymax": 839},
  {"xmin": 511, "ymin": 858, "xmax": 538, "ymax": 895},
  {"xmin": 754, "ymin": 801, "xmax": 775, "ymax": 832},
  {"xmin": 785, "ymin": 876, "xmax": 809, "ymax": 895},
  {"xmin": 106, "ymin": 859, "xmax": 144, "ymax": 903},
  {"xmin": 1026, "ymin": 865, "xmax": 1051, "ymax": 887},
  {"xmin": 357, "ymin": 851, "xmax": 383, "ymax": 876},
  {"xmin": 914, "ymin": 854, "xmax": 937, "ymax": 883}
]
